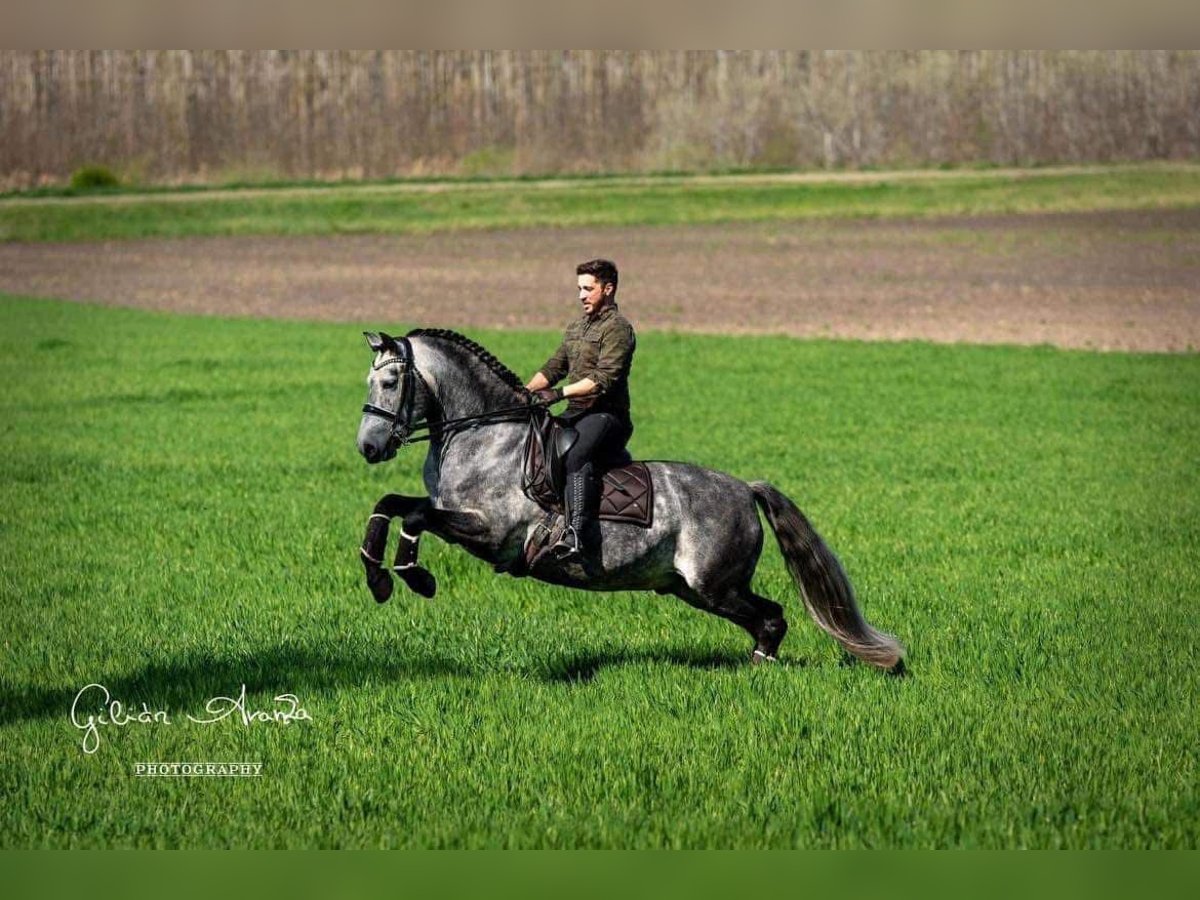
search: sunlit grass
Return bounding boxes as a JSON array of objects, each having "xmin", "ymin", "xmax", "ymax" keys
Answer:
[{"xmin": 1, "ymin": 295, "xmax": 1197, "ymax": 847}]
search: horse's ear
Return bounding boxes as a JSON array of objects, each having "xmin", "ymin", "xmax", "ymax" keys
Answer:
[
  {"xmin": 378, "ymin": 331, "xmax": 397, "ymax": 351},
  {"xmin": 364, "ymin": 331, "xmax": 384, "ymax": 352}
]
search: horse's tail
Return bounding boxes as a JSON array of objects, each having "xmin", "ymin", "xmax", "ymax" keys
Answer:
[{"xmin": 750, "ymin": 481, "xmax": 904, "ymax": 670}]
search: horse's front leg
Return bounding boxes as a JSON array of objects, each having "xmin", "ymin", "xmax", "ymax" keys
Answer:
[
  {"xmin": 361, "ymin": 494, "xmax": 489, "ymax": 602},
  {"xmin": 360, "ymin": 494, "xmax": 437, "ymax": 602}
]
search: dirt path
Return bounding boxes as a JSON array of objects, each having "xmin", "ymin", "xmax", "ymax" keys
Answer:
[{"xmin": 2, "ymin": 208, "xmax": 1197, "ymax": 351}]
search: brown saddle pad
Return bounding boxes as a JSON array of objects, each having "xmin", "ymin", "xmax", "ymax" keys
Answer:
[
  {"xmin": 598, "ymin": 462, "xmax": 654, "ymax": 528},
  {"xmin": 522, "ymin": 411, "xmax": 654, "ymax": 529}
]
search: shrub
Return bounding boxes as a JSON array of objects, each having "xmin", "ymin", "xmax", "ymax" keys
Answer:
[
  {"xmin": 459, "ymin": 146, "xmax": 516, "ymax": 178},
  {"xmin": 69, "ymin": 165, "xmax": 121, "ymax": 190}
]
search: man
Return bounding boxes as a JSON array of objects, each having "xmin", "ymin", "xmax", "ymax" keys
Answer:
[{"xmin": 526, "ymin": 258, "xmax": 637, "ymax": 559}]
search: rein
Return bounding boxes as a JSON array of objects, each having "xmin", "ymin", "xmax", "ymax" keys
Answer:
[
  {"xmin": 362, "ymin": 335, "xmax": 542, "ymax": 448},
  {"xmin": 397, "ymin": 402, "xmax": 540, "ymax": 445}
]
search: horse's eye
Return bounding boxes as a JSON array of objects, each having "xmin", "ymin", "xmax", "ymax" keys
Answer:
[{"xmin": 380, "ymin": 379, "xmax": 398, "ymax": 390}]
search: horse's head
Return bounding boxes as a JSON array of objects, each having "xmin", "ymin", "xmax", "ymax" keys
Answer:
[
  {"xmin": 358, "ymin": 328, "xmax": 532, "ymax": 464},
  {"xmin": 357, "ymin": 331, "xmax": 430, "ymax": 464}
]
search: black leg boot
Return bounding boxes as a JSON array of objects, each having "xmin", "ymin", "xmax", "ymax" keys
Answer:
[{"xmin": 553, "ymin": 461, "xmax": 594, "ymax": 559}]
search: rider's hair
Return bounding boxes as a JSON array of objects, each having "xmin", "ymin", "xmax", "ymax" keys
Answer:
[{"xmin": 576, "ymin": 258, "xmax": 618, "ymax": 296}]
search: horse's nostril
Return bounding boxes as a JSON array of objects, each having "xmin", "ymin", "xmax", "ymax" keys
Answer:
[{"xmin": 362, "ymin": 443, "xmax": 377, "ymax": 461}]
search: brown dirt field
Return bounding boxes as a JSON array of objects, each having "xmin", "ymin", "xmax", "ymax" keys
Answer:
[{"xmin": 2, "ymin": 208, "xmax": 1197, "ymax": 351}]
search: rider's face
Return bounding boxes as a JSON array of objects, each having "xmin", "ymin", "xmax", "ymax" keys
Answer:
[{"xmin": 578, "ymin": 275, "xmax": 612, "ymax": 317}]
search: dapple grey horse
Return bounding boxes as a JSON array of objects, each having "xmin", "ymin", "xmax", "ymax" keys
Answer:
[{"xmin": 356, "ymin": 328, "xmax": 903, "ymax": 669}]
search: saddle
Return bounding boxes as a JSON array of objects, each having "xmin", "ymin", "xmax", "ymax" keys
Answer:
[{"xmin": 521, "ymin": 408, "xmax": 654, "ymax": 528}]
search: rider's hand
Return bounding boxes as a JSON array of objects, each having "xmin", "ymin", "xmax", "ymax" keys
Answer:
[{"xmin": 533, "ymin": 388, "xmax": 563, "ymax": 405}]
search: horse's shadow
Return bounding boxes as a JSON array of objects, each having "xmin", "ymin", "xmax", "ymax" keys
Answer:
[
  {"xmin": 1, "ymin": 643, "xmax": 803, "ymax": 727},
  {"xmin": 0, "ymin": 643, "xmax": 470, "ymax": 728},
  {"xmin": 541, "ymin": 646, "xmax": 809, "ymax": 684}
]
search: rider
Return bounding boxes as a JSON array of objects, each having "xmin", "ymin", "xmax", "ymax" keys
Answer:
[{"xmin": 526, "ymin": 258, "xmax": 637, "ymax": 559}]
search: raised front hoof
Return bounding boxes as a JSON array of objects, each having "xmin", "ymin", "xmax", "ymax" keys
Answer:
[
  {"xmin": 398, "ymin": 566, "xmax": 437, "ymax": 599},
  {"xmin": 364, "ymin": 566, "xmax": 394, "ymax": 604},
  {"xmin": 750, "ymin": 649, "xmax": 778, "ymax": 666}
]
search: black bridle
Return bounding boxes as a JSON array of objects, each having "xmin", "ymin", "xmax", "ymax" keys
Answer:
[
  {"xmin": 361, "ymin": 336, "xmax": 420, "ymax": 442},
  {"xmin": 362, "ymin": 335, "xmax": 541, "ymax": 447}
]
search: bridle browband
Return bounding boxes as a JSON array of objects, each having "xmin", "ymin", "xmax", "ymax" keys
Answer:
[{"xmin": 362, "ymin": 334, "xmax": 540, "ymax": 447}]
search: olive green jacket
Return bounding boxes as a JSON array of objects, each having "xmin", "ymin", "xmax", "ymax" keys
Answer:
[{"xmin": 539, "ymin": 303, "xmax": 636, "ymax": 427}]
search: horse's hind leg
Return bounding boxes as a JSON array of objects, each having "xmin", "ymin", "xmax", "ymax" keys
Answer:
[
  {"xmin": 671, "ymin": 491, "xmax": 788, "ymax": 663},
  {"xmin": 675, "ymin": 583, "xmax": 788, "ymax": 664},
  {"xmin": 741, "ymin": 590, "xmax": 788, "ymax": 663}
]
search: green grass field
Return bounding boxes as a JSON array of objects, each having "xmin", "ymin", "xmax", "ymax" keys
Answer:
[
  {"xmin": 2, "ymin": 165, "xmax": 1199, "ymax": 241},
  {"xmin": 1, "ymin": 295, "xmax": 1197, "ymax": 848}
]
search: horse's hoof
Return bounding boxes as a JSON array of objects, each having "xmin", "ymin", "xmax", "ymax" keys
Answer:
[
  {"xmin": 365, "ymin": 569, "xmax": 394, "ymax": 604},
  {"xmin": 750, "ymin": 649, "xmax": 777, "ymax": 666},
  {"xmin": 399, "ymin": 566, "xmax": 437, "ymax": 599}
]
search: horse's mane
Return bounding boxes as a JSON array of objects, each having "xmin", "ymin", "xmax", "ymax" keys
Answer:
[{"xmin": 406, "ymin": 328, "xmax": 530, "ymax": 397}]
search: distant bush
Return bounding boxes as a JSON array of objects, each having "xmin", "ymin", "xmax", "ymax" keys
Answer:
[
  {"xmin": 459, "ymin": 146, "xmax": 516, "ymax": 178},
  {"xmin": 69, "ymin": 165, "xmax": 121, "ymax": 190}
]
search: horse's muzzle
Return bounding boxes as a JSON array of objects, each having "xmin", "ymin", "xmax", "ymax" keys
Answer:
[{"xmin": 359, "ymin": 436, "xmax": 399, "ymax": 464}]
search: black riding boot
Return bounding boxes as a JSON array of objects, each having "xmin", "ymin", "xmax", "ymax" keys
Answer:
[{"xmin": 554, "ymin": 461, "xmax": 594, "ymax": 559}]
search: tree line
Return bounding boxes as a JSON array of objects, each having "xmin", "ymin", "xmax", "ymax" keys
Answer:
[{"xmin": 2, "ymin": 50, "xmax": 1197, "ymax": 187}]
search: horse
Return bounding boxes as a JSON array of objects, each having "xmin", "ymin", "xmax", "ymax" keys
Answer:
[{"xmin": 356, "ymin": 328, "xmax": 904, "ymax": 670}]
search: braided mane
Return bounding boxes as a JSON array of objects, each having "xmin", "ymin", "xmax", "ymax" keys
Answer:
[{"xmin": 406, "ymin": 328, "xmax": 530, "ymax": 398}]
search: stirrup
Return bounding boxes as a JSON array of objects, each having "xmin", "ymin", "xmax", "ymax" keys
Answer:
[{"xmin": 550, "ymin": 525, "xmax": 582, "ymax": 558}]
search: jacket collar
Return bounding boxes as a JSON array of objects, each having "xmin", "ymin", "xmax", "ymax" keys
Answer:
[{"xmin": 584, "ymin": 301, "xmax": 618, "ymax": 324}]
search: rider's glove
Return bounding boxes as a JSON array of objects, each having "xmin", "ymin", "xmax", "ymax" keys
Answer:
[{"xmin": 533, "ymin": 388, "xmax": 563, "ymax": 405}]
